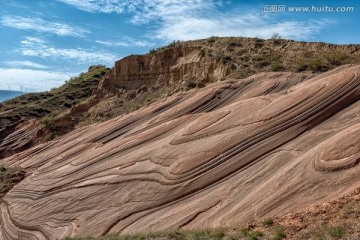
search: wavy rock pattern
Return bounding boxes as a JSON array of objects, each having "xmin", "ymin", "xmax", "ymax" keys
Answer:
[
  {"xmin": 0, "ymin": 119, "xmax": 40, "ymax": 159},
  {"xmin": 1, "ymin": 66, "xmax": 360, "ymax": 239}
]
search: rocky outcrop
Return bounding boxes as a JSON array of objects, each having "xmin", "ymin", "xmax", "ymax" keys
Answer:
[
  {"xmin": 99, "ymin": 37, "xmax": 360, "ymax": 91},
  {"xmin": 0, "ymin": 65, "xmax": 359, "ymax": 239},
  {"xmin": 100, "ymin": 46, "xmax": 233, "ymax": 90},
  {"xmin": 0, "ymin": 119, "xmax": 40, "ymax": 159}
]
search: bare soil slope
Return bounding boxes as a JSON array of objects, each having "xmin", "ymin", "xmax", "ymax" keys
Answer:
[{"xmin": 0, "ymin": 65, "xmax": 359, "ymax": 239}]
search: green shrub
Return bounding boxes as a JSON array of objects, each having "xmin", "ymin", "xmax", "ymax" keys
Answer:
[
  {"xmin": 296, "ymin": 62, "xmax": 308, "ymax": 72},
  {"xmin": 270, "ymin": 33, "xmax": 282, "ymax": 40},
  {"xmin": 40, "ymin": 116, "xmax": 54, "ymax": 127},
  {"xmin": 199, "ymin": 49, "xmax": 206, "ymax": 58},
  {"xmin": 208, "ymin": 36, "xmax": 217, "ymax": 43},
  {"xmin": 222, "ymin": 56, "xmax": 232, "ymax": 62},
  {"xmin": 272, "ymin": 226, "xmax": 286, "ymax": 240},
  {"xmin": 255, "ymin": 60, "xmax": 270, "ymax": 68},
  {"xmin": 248, "ymin": 231, "xmax": 264, "ymax": 240},
  {"xmin": 309, "ymin": 58, "xmax": 327, "ymax": 72},
  {"xmin": 254, "ymin": 37, "xmax": 265, "ymax": 42},
  {"xmin": 328, "ymin": 226, "xmax": 344, "ymax": 239},
  {"xmin": 271, "ymin": 61, "xmax": 285, "ymax": 71},
  {"xmin": 165, "ymin": 40, "xmax": 181, "ymax": 48},
  {"xmin": 64, "ymin": 102, "xmax": 72, "ymax": 108},
  {"xmin": 185, "ymin": 79, "xmax": 197, "ymax": 89},
  {"xmin": 254, "ymin": 38, "xmax": 265, "ymax": 47},
  {"xmin": 324, "ymin": 52, "xmax": 349, "ymax": 66},
  {"xmin": 196, "ymin": 81, "xmax": 206, "ymax": 88},
  {"xmin": 228, "ymin": 38, "xmax": 241, "ymax": 48},
  {"xmin": 263, "ymin": 218, "xmax": 274, "ymax": 226},
  {"xmin": 149, "ymin": 48, "xmax": 156, "ymax": 54}
]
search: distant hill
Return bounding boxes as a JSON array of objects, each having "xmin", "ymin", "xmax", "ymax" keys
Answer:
[{"xmin": 0, "ymin": 90, "xmax": 23, "ymax": 102}]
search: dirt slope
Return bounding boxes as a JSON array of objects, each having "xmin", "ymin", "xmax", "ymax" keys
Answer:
[{"xmin": 0, "ymin": 65, "xmax": 358, "ymax": 239}]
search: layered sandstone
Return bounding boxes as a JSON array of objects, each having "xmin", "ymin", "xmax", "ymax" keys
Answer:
[
  {"xmin": 101, "ymin": 46, "xmax": 232, "ymax": 90},
  {"xmin": 0, "ymin": 65, "xmax": 359, "ymax": 239}
]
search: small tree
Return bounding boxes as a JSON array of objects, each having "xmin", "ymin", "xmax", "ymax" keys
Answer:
[
  {"xmin": 270, "ymin": 33, "xmax": 282, "ymax": 39},
  {"xmin": 149, "ymin": 48, "xmax": 156, "ymax": 54}
]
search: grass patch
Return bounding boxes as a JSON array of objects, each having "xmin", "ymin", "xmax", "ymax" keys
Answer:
[
  {"xmin": 328, "ymin": 226, "xmax": 344, "ymax": 239},
  {"xmin": 324, "ymin": 51, "xmax": 349, "ymax": 66},
  {"xmin": 64, "ymin": 229, "xmax": 227, "ymax": 240},
  {"xmin": 272, "ymin": 226, "xmax": 286, "ymax": 240},
  {"xmin": 308, "ymin": 58, "xmax": 328, "ymax": 72},
  {"xmin": 247, "ymin": 231, "xmax": 264, "ymax": 240},
  {"xmin": 270, "ymin": 61, "xmax": 285, "ymax": 72},
  {"xmin": 237, "ymin": 227, "xmax": 264, "ymax": 240},
  {"xmin": 262, "ymin": 218, "xmax": 274, "ymax": 227}
]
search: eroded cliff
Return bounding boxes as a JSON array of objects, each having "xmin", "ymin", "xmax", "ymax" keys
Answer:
[{"xmin": 101, "ymin": 46, "xmax": 232, "ymax": 90}]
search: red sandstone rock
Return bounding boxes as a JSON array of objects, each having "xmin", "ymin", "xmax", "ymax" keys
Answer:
[{"xmin": 0, "ymin": 65, "xmax": 359, "ymax": 239}]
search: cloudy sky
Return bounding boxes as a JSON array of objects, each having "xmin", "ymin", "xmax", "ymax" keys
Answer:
[{"xmin": 0, "ymin": 0, "xmax": 358, "ymax": 92}]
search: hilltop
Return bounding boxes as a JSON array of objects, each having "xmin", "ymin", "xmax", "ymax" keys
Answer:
[{"xmin": 0, "ymin": 37, "xmax": 359, "ymax": 240}]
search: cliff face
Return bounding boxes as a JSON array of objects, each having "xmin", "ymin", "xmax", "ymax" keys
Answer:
[
  {"xmin": 100, "ymin": 37, "xmax": 360, "ymax": 91},
  {"xmin": 101, "ymin": 46, "xmax": 232, "ymax": 90}
]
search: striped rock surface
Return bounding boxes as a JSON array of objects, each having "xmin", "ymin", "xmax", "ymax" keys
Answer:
[{"xmin": 0, "ymin": 65, "xmax": 359, "ymax": 239}]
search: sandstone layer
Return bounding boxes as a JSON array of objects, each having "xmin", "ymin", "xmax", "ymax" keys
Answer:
[
  {"xmin": 100, "ymin": 37, "xmax": 360, "ymax": 91},
  {"xmin": 0, "ymin": 65, "xmax": 359, "ymax": 239},
  {"xmin": 101, "ymin": 46, "xmax": 232, "ymax": 90}
]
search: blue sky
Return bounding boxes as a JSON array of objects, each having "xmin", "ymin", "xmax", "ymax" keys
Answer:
[{"xmin": 0, "ymin": 0, "xmax": 358, "ymax": 92}]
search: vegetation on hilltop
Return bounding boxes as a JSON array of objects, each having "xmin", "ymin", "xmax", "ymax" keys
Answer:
[
  {"xmin": 0, "ymin": 65, "xmax": 109, "ymax": 139},
  {"xmin": 151, "ymin": 36, "xmax": 359, "ymax": 77}
]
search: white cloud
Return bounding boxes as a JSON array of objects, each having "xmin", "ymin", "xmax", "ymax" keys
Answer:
[
  {"xmin": 3, "ymin": 61, "xmax": 49, "ymax": 69},
  {"xmin": 130, "ymin": 0, "xmax": 217, "ymax": 24},
  {"xmin": 4, "ymin": 2, "xmax": 29, "ymax": 9},
  {"xmin": 57, "ymin": 0, "xmax": 141, "ymax": 14},
  {"xmin": 20, "ymin": 37, "xmax": 118, "ymax": 65},
  {"xmin": 95, "ymin": 40, "xmax": 129, "ymax": 47},
  {"xmin": 58, "ymin": 0, "xmax": 333, "ymax": 42},
  {"xmin": 95, "ymin": 37, "xmax": 153, "ymax": 47},
  {"xmin": 128, "ymin": 0, "xmax": 334, "ymax": 41},
  {"xmin": 1, "ymin": 15, "xmax": 89, "ymax": 37},
  {"xmin": 153, "ymin": 13, "xmax": 334, "ymax": 41},
  {"xmin": 0, "ymin": 68, "xmax": 75, "ymax": 92}
]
